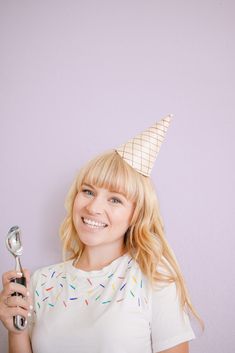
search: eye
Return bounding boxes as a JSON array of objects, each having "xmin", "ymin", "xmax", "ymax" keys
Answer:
[
  {"xmin": 110, "ymin": 197, "xmax": 122, "ymax": 204},
  {"xmin": 82, "ymin": 188, "xmax": 94, "ymax": 196}
]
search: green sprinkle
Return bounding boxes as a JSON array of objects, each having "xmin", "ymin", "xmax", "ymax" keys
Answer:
[{"xmin": 102, "ymin": 300, "xmax": 111, "ymax": 304}]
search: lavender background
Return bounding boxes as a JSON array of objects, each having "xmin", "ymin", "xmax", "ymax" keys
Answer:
[{"xmin": 0, "ymin": 1, "xmax": 234, "ymax": 352}]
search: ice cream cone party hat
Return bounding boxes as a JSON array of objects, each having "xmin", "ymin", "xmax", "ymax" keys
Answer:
[{"xmin": 116, "ymin": 115, "xmax": 173, "ymax": 177}]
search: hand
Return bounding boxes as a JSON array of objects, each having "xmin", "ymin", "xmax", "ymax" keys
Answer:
[{"xmin": 0, "ymin": 269, "xmax": 32, "ymax": 334}]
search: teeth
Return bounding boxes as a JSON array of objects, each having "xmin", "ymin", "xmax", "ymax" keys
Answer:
[{"xmin": 83, "ymin": 218, "xmax": 107, "ymax": 228}]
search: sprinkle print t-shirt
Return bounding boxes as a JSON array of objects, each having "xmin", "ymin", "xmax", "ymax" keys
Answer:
[{"xmin": 29, "ymin": 253, "xmax": 195, "ymax": 353}]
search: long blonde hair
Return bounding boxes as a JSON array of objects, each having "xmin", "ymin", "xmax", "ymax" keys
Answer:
[{"xmin": 60, "ymin": 150, "xmax": 204, "ymax": 329}]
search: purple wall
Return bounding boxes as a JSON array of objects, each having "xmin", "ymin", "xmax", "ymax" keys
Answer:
[{"xmin": 1, "ymin": 1, "xmax": 234, "ymax": 352}]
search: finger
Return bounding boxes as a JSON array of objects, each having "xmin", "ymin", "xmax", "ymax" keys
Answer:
[
  {"xmin": 7, "ymin": 306, "xmax": 30, "ymax": 320},
  {"xmin": 5, "ymin": 295, "xmax": 30, "ymax": 310},
  {"xmin": 2, "ymin": 271, "xmax": 24, "ymax": 286},
  {"xmin": 4, "ymin": 282, "xmax": 29, "ymax": 298}
]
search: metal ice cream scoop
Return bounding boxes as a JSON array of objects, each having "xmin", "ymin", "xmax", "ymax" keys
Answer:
[{"xmin": 6, "ymin": 226, "xmax": 27, "ymax": 330}]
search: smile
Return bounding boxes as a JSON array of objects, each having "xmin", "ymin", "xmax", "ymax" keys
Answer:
[{"xmin": 82, "ymin": 217, "xmax": 108, "ymax": 229}]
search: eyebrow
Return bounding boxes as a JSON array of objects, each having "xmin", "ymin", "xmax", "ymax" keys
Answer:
[
  {"xmin": 109, "ymin": 189, "xmax": 127, "ymax": 198},
  {"xmin": 82, "ymin": 183, "xmax": 127, "ymax": 199},
  {"xmin": 82, "ymin": 183, "xmax": 94, "ymax": 189}
]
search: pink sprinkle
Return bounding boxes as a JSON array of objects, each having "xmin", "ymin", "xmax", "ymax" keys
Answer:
[{"xmin": 117, "ymin": 298, "xmax": 124, "ymax": 302}]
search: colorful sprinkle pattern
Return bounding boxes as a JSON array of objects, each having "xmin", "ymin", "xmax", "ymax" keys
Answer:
[{"xmin": 32, "ymin": 255, "xmax": 149, "ymax": 316}]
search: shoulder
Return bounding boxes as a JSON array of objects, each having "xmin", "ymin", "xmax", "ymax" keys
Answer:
[
  {"xmin": 30, "ymin": 260, "xmax": 73, "ymax": 286},
  {"xmin": 151, "ymin": 257, "xmax": 181, "ymax": 307},
  {"xmin": 151, "ymin": 281, "xmax": 180, "ymax": 308}
]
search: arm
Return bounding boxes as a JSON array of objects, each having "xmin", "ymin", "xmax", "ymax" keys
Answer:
[
  {"xmin": 158, "ymin": 341, "xmax": 189, "ymax": 353},
  {"xmin": 8, "ymin": 331, "xmax": 32, "ymax": 353}
]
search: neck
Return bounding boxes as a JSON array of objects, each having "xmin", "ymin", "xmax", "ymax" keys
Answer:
[{"xmin": 74, "ymin": 244, "xmax": 127, "ymax": 271}]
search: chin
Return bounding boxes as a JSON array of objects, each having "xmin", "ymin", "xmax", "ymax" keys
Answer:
[{"xmin": 79, "ymin": 235, "xmax": 104, "ymax": 247}]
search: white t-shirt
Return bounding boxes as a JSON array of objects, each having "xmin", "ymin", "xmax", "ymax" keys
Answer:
[{"xmin": 29, "ymin": 253, "xmax": 195, "ymax": 353}]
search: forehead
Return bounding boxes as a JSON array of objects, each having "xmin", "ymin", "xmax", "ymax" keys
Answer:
[
  {"xmin": 78, "ymin": 152, "xmax": 141, "ymax": 202},
  {"xmin": 80, "ymin": 171, "xmax": 137, "ymax": 202}
]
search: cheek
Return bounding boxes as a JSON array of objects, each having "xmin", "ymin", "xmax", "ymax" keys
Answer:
[
  {"xmin": 73, "ymin": 194, "xmax": 83, "ymax": 211},
  {"xmin": 113, "ymin": 209, "xmax": 133, "ymax": 228},
  {"xmin": 123, "ymin": 205, "xmax": 135, "ymax": 224},
  {"xmin": 72, "ymin": 206, "xmax": 76, "ymax": 226},
  {"xmin": 72, "ymin": 197, "xmax": 81, "ymax": 220}
]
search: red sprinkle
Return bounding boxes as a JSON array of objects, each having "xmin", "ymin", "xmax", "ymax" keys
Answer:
[{"xmin": 46, "ymin": 286, "xmax": 54, "ymax": 291}]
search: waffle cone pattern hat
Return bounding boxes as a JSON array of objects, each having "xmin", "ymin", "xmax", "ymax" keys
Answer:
[{"xmin": 116, "ymin": 115, "xmax": 173, "ymax": 177}]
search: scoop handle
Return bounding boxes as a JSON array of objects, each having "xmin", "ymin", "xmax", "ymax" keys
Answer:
[{"xmin": 10, "ymin": 276, "xmax": 28, "ymax": 330}]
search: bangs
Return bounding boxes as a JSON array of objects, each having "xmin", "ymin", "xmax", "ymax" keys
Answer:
[{"xmin": 78, "ymin": 151, "xmax": 141, "ymax": 202}]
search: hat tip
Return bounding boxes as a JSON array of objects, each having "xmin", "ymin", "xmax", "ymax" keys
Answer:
[{"xmin": 159, "ymin": 114, "xmax": 173, "ymax": 124}]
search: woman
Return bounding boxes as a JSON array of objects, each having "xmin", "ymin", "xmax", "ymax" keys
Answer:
[{"xmin": 0, "ymin": 116, "xmax": 203, "ymax": 352}]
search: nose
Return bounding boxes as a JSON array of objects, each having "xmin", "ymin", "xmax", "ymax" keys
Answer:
[{"xmin": 85, "ymin": 196, "xmax": 104, "ymax": 215}]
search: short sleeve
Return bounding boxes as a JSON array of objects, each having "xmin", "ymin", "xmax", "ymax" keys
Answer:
[{"xmin": 150, "ymin": 282, "xmax": 195, "ymax": 352}]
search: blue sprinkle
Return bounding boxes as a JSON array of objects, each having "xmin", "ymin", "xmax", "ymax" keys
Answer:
[{"xmin": 120, "ymin": 283, "xmax": 127, "ymax": 291}]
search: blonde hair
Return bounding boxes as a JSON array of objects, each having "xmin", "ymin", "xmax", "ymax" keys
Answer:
[{"xmin": 60, "ymin": 150, "xmax": 204, "ymax": 329}]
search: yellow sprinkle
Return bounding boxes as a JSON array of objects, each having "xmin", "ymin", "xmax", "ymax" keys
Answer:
[
  {"xmin": 132, "ymin": 276, "xmax": 137, "ymax": 283},
  {"xmin": 55, "ymin": 294, "xmax": 61, "ymax": 301},
  {"xmin": 71, "ymin": 275, "xmax": 77, "ymax": 282}
]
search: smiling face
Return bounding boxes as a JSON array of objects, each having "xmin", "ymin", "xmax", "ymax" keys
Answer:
[{"xmin": 72, "ymin": 183, "xmax": 135, "ymax": 250}]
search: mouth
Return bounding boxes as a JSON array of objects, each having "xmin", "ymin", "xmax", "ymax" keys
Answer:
[{"xmin": 81, "ymin": 217, "xmax": 108, "ymax": 229}]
